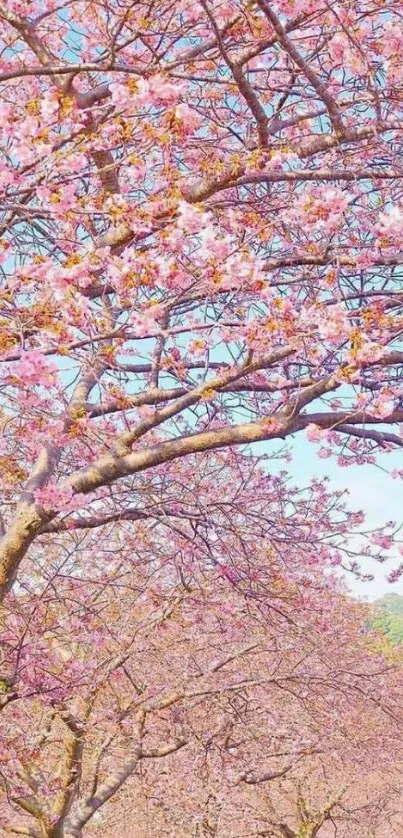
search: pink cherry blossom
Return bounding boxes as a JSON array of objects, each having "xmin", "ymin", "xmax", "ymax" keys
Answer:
[
  {"xmin": 306, "ymin": 424, "xmax": 326, "ymax": 442},
  {"xmin": 10, "ymin": 351, "xmax": 58, "ymax": 387}
]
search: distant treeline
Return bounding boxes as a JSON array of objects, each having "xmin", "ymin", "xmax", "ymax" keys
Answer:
[{"xmin": 372, "ymin": 594, "xmax": 403, "ymax": 644}]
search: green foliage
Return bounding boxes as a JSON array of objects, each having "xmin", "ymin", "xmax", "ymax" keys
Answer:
[{"xmin": 372, "ymin": 594, "xmax": 403, "ymax": 645}]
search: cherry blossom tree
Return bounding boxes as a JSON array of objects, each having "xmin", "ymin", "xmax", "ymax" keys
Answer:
[
  {"xmin": 1, "ymin": 0, "xmax": 403, "ymax": 594},
  {"xmin": 1, "ymin": 3, "xmax": 403, "ymax": 833}
]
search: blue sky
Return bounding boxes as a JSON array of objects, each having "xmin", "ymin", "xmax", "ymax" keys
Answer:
[{"xmin": 259, "ymin": 434, "xmax": 403, "ymax": 602}]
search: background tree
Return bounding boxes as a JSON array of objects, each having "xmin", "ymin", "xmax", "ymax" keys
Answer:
[{"xmin": 373, "ymin": 594, "xmax": 403, "ymax": 644}]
